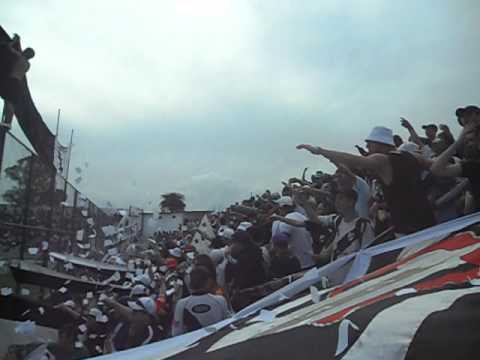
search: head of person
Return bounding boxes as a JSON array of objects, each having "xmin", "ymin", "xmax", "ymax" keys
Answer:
[
  {"xmin": 393, "ymin": 134, "xmax": 404, "ymax": 148},
  {"xmin": 193, "ymin": 254, "xmax": 216, "ymax": 280},
  {"xmin": 456, "ymin": 105, "xmax": 480, "ymax": 127},
  {"xmin": 334, "ymin": 189, "xmax": 358, "ymax": 216},
  {"xmin": 334, "ymin": 169, "xmax": 355, "ymax": 192},
  {"xmin": 271, "ymin": 232, "xmax": 289, "ymax": 254},
  {"xmin": 189, "ymin": 266, "xmax": 211, "ymax": 293},
  {"xmin": 274, "ymin": 196, "xmax": 294, "ymax": 216},
  {"xmin": 320, "ymin": 181, "xmax": 335, "ymax": 194},
  {"xmin": 422, "ymin": 124, "xmax": 438, "ymax": 141},
  {"xmin": 365, "ymin": 127, "xmax": 396, "ymax": 154},
  {"xmin": 463, "ymin": 123, "xmax": 480, "ymax": 160}
]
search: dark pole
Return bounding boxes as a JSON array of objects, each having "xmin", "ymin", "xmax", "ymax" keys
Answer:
[{"xmin": 19, "ymin": 156, "xmax": 35, "ymax": 260}]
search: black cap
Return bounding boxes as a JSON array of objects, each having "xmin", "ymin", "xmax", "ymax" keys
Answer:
[
  {"xmin": 456, "ymin": 105, "xmax": 480, "ymax": 118},
  {"xmin": 421, "ymin": 124, "xmax": 438, "ymax": 130}
]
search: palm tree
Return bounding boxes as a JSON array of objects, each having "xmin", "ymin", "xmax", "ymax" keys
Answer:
[{"xmin": 159, "ymin": 193, "xmax": 186, "ymax": 213}]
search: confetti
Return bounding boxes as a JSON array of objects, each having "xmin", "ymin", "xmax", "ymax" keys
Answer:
[
  {"xmin": 28, "ymin": 248, "xmax": 39, "ymax": 255},
  {"xmin": 20, "ymin": 288, "xmax": 30, "ymax": 296},
  {"xmin": 76, "ymin": 230, "xmax": 84, "ymax": 241},
  {"xmin": 1, "ymin": 287, "xmax": 13, "ymax": 296},
  {"xmin": 58, "ymin": 287, "xmax": 68, "ymax": 294},
  {"xmin": 75, "ymin": 341, "xmax": 83, "ymax": 349},
  {"xmin": 78, "ymin": 324, "xmax": 87, "ymax": 333},
  {"xmin": 38, "ymin": 307, "xmax": 45, "ymax": 315},
  {"xmin": 86, "ymin": 292, "xmax": 93, "ymax": 299}
]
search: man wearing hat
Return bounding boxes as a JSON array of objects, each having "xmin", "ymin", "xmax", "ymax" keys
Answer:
[
  {"xmin": 297, "ymin": 125, "xmax": 435, "ymax": 236},
  {"xmin": 456, "ymin": 105, "xmax": 480, "ymax": 127}
]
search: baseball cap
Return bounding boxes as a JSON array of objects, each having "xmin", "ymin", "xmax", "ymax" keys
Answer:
[
  {"xmin": 130, "ymin": 284, "xmax": 149, "ymax": 296},
  {"xmin": 456, "ymin": 105, "xmax": 480, "ymax": 118},
  {"xmin": 127, "ymin": 297, "xmax": 156, "ymax": 316},
  {"xmin": 421, "ymin": 124, "xmax": 438, "ymax": 130},
  {"xmin": 168, "ymin": 247, "xmax": 183, "ymax": 258},
  {"xmin": 236, "ymin": 221, "xmax": 253, "ymax": 232},
  {"xmin": 272, "ymin": 232, "xmax": 289, "ymax": 248},
  {"xmin": 274, "ymin": 196, "xmax": 294, "ymax": 207}
]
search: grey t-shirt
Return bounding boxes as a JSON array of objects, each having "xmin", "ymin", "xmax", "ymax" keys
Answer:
[{"xmin": 172, "ymin": 294, "xmax": 231, "ymax": 336}]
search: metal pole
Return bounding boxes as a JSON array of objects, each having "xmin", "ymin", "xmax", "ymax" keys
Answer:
[
  {"xmin": 55, "ymin": 108, "xmax": 61, "ymax": 137},
  {"xmin": 65, "ymin": 129, "xmax": 74, "ymax": 182},
  {"xmin": 20, "ymin": 156, "xmax": 35, "ymax": 260}
]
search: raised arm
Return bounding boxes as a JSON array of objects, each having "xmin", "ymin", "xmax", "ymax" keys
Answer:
[
  {"xmin": 103, "ymin": 297, "xmax": 134, "ymax": 322},
  {"xmin": 400, "ymin": 118, "xmax": 424, "ymax": 147},
  {"xmin": 296, "ymin": 144, "xmax": 388, "ymax": 175},
  {"xmin": 271, "ymin": 214, "xmax": 305, "ymax": 227},
  {"xmin": 430, "ymin": 122, "xmax": 476, "ymax": 177}
]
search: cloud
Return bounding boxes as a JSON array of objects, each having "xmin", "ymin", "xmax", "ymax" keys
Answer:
[{"xmin": 3, "ymin": 0, "xmax": 480, "ymax": 210}]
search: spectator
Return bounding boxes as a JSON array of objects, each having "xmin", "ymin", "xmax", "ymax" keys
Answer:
[
  {"xmin": 268, "ymin": 232, "xmax": 301, "ymax": 279},
  {"xmin": 333, "ymin": 163, "xmax": 371, "ymax": 218},
  {"xmin": 422, "ymin": 124, "xmax": 438, "ymax": 146},
  {"xmin": 431, "ymin": 120, "xmax": 480, "ymax": 212},
  {"xmin": 297, "ymin": 125, "xmax": 435, "ymax": 236},
  {"xmin": 172, "ymin": 266, "xmax": 230, "ymax": 336},
  {"xmin": 225, "ymin": 231, "xmax": 267, "ymax": 292},
  {"xmin": 271, "ymin": 195, "xmax": 315, "ymax": 269}
]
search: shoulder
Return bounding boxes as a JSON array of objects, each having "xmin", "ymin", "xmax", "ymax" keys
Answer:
[{"xmin": 286, "ymin": 212, "xmax": 306, "ymax": 220}]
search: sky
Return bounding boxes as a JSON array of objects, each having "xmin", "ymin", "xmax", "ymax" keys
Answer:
[{"xmin": 2, "ymin": 0, "xmax": 479, "ymax": 211}]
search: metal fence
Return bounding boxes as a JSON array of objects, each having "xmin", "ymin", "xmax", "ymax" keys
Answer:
[{"xmin": 0, "ymin": 131, "xmax": 115, "ymax": 262}]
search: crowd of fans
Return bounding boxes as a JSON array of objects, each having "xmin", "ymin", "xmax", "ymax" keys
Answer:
[{"xmin": 5, "ymin": 105, "xmax": 480, "ymax": 359}]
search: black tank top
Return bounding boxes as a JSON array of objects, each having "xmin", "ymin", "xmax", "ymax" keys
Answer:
[{"xmin": 382, "ymin": 151, "xmax": 435, "ymax": 234}]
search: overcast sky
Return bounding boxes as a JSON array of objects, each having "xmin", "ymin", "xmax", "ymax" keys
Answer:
[{"xmin": 2, "ymin": 0, "xmax": 479, "ymax": 211}]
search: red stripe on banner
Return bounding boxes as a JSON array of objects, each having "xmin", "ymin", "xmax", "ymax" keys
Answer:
[
  {"xmin": 313, "ymin": 291, "xmax": 395, "ymax": 326},
  {"xmin": 460, "ymin": 249, "xmax": 480, "ymax": 266},
  {"xmin": 329, "ymin": 232, "xmax": 480, "ymax": 298},
  {"xmin": 413, "ymin": 268, "xmax": 480, "ymax": 292}
]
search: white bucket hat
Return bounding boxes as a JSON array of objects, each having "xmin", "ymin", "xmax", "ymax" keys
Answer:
[{"xmin": 365, "ymin": 126, "xmax": 395, "ymax": 147}]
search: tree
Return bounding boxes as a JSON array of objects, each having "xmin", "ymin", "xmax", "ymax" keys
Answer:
[{"xmin": 160, "ymin": 193, "xmax": 186, "ymax": 213}]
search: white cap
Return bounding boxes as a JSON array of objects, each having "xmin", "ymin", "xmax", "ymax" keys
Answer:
[
  {"xmin": 398, "ymin": 142, "xmax": 419, "ymax": 154},
  {"xmin": 218, "ymin": 226, "xmax": 234, "ymax": 239},
  {"xmin": 128, "ymin": 297, "xmax": 156, "ymax": 316},
  {"xmin": 365, "ymin": 126, "xmax": 395, "ymax": 147},
  {"xmin": 134, "ymin": 274, "xmax": 151, "ymax": 287},
  {"xmin": 236, "ymin": 221, "xmax": 253, "ymax": 232},
  {"xmin": 168, "ymin": 247, "xmax": 183, "ymax": 258},
  {"xmin": 130, "ymin": 284, "xmax": 148, "ymax": 296},
  {"xmin": 274, "ymin": 196, "xmax": 293, "ymax": 207}
]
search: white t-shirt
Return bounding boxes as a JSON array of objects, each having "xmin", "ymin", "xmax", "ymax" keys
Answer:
[
  {"xmin": 353, "ymin": 176, "xmax": 371, "ymax": 219},
  {"xmin": 272, "ymin": 211, "xmax": 314, "ymax": 269},
  {"xmin": 318, "ymin": 215, "xmax": 375, "ymax": 261},
  {"xmin": 209, "ymin": 247, "xmax": 227, "ymax": 288},
  {"xmin": 172, "ymin": 294, "xmax": 231, "ymax": 336}
]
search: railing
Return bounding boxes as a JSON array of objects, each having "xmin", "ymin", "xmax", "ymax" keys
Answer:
[{"xmin": 0, "ymin": 131, "xmax": 115, "ymax": 262}]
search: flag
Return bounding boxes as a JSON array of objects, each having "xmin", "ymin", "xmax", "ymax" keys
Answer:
[
  {"xmin": 96, "ymin": 213, "xmax": 480, "ymax": 360},
  {"xmin": 53, "ymin": 138, "xmax": 69, "ymax": 177}
]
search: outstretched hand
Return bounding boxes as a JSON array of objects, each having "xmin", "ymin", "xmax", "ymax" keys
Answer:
[
  {"xmin": 400, "ymin": 117, "xmax": 413, "ymax": 130},
  {"xmin": 296, "ymin": 144, "xmax": 322, "ymax": 155}
]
